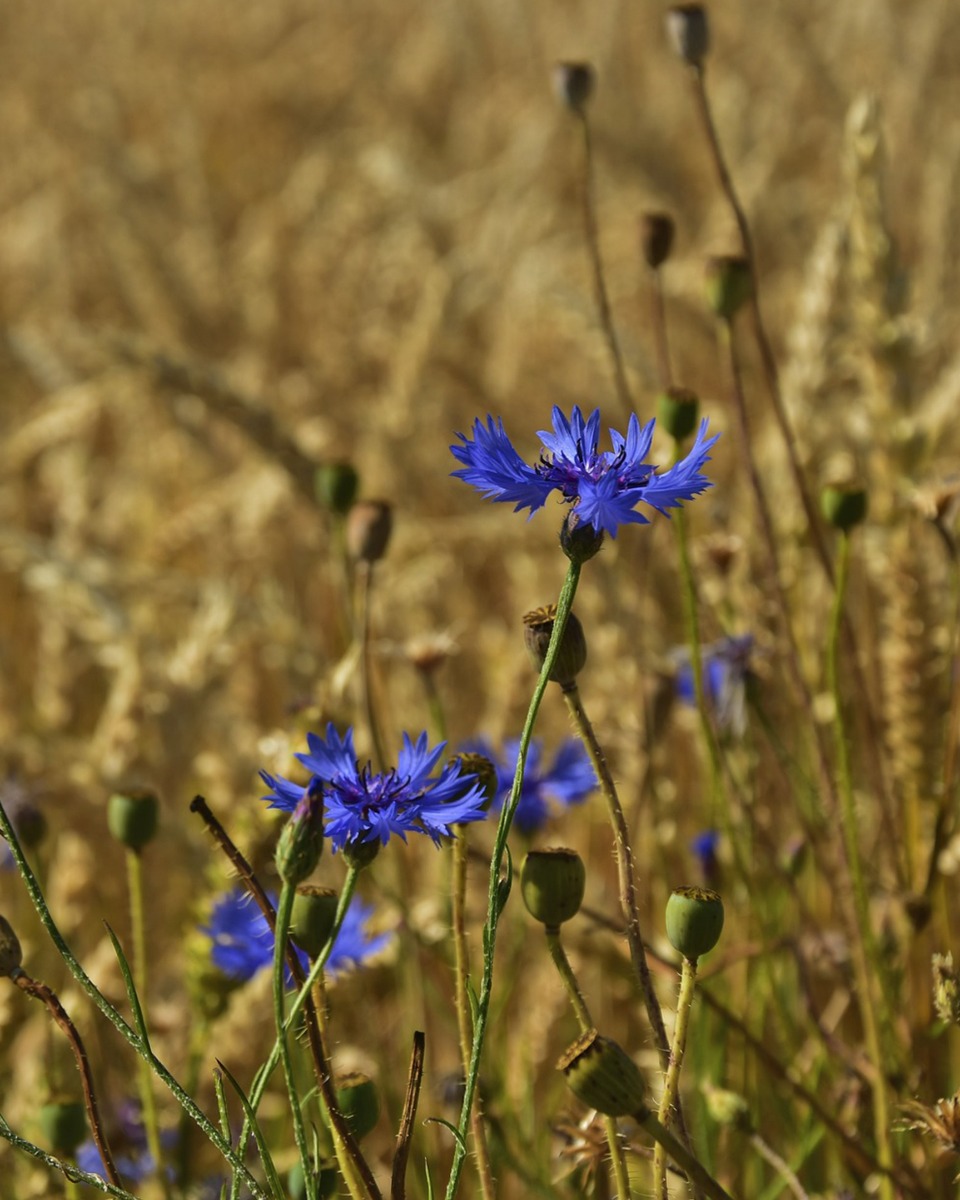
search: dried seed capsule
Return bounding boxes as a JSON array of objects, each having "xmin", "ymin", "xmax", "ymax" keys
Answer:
[
  {"xmin": 290, "ymin": 885, "xmax": 339, "ymax": 959},
  {"xmin": 640, "ymin": 212, "xmax": 675, "ymax": 269},
  {"xmin": 523, "ymin": 605, "xmax": 587, "ymax": 688},
  {"xmin": 657, "ymin": 387, "xmax": 700, "ymax": 443},
  {"xmin": 553, "ymin": 62, "xmax": 595, "ymax": 113},
  {"xmin": 705, "ymin": 255, "xmax": 752, "ymax": 321},
  {"xmin": 820, "ymin": 484, "xmax": 868, "ymax": 532},
  {"xmin": 521, "ymin": 848, "xmax": 586, "ymax": 928},
  {"xmin": 335, "ymin": 1072, "xmax": 381, "ymax": 1139},
  {"xmin": 557, "ymin": 1029, "xmax": 649, "ymax": 1117},
  {"xmin": 666, "ymin": 5, "xmax": 710, "ymax": 66},
  {"xmin": 107, "ymin": 788, "xmax": 159, "ymax": 852},
  {"xmin": 346, "ymin": 500, "xmax": 392, "ymax": 563},
  {"xmin": 665, "ymin": 886, "xmax": 724, "ymax": 960}
]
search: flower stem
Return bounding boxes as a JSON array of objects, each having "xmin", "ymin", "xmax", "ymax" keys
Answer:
[
  {"xmin": 637, "ymin": 1110, "xmax": 734, "ymax": 1200},
  {"xmin": 443, "ymin": 558, "xmax": 582, "ymax": 1200},
  {"xmin": 273, "ymin": 883, "xmax": 314, "ymax": 1199},
  {"xmin": 653, "ymin": 956, "xmax": 699, "ymax": 1199},
  {"xmin": 124, "ymin": 846, "xmax": 166, "ymax": 1196},
  {"xmin": 358, "ymin": 562, "xmax": 388, "ymax": 772},
  {"xmin": 649, "ymin": 264, "xmax": 673, "ymax": 390}
]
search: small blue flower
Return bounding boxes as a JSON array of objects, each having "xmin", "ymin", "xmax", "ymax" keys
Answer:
[
  {"xmin": 202, "ymin": 889, "xmax": 392, "ymax": 983},
  {"xmin": 673, "ymin": 634, "xmax": 754, "ymax": 737},
  {"xmin": 451, "ymin": 405, "xmax": 718, "ymax": 537},
  {"xmin": 466, "ymin": 737, "xmax": 597, "ymax": 834},
  {"xmin": 261, "ymin": 725, "xmax": 488, "ymax": 852},
  {"xmin": 690, "ymin": 829, "xmax": 721, "ymax": 884}
]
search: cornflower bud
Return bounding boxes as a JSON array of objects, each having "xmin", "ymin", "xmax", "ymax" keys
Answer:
[
  {"xmin": 523, "ymin": 605, "xmax": 587, "ymax": 688},
  {"xmin": 657, "ymin": 386, "xmax": 700, "ymax": 443},
  {"xmin": 0, "ymin": 914, "xmax": 23, "ymax": 977},
  {"xmin": 521, "ymin": 848, "xmax": 586, "ymax": 928},
  {"xmin": 820, "ymin": 483, "xmax": 868, "ymax": 532},
  {"xmin": 290, "ymin": 885, "xmax": 339, "ymax": 959},
  {"xmin": 553, "ymin": 62, "xmax": 595, "ymax": 113},
  {"xmin": 346, "ymin": 500, "xmax": 392, "ymax": 563},
  {"xmin": 275, "ymin": 783, "xmax": 324, "ymax": 886},
  {"xmin": 559, "ymin": 511, "xmax": 605, "ymax": 564},
  {"xmin": 557, "ymin": 1030, "xmax": 649, "ymax": 1117},
  {"xmin": 666, "ymin": 5, "xmax": 710, "ymax": 66},
  {"xmin": 705, "ymin": 255, "xmax": 752, "ymax": 321},
  {"xmin": 665, "ymin": 886, "xmax": 724, "ymax": 960},
  {"xmin": 640, "ymin": 212, "xmax": 675, "ymax": 269},
  {"xmin": 107, "ymin": 787, "xmax": 159, "ymax": 852},
  {"xmin": 315, "ymin": 461, "xmax": 360, "ymax": 515}
]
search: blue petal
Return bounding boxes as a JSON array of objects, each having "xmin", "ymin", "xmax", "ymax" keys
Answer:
[
  {"xmin": 638, "ymin": 419, "xmax": 719, "ymax": 516},
  {"xmin": 451, "ymin": 417, "xmax": 553, "ymax": 514}
]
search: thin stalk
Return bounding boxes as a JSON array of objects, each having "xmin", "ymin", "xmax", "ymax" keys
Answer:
[
  {"xmin": 636, "ymin": 1111, "xmax": 734, "ymax": 1200},
  {"xmin": 746, "ymin": 1130, "xmax": 809, "ymax": 1200},
  {"xmin": 0, "ymin": 800, "xmax": 267, "ymax": 1200},
  {"xmin": 451, "ymin": 832, "xmax": 496, "ymax": 1199},
  {"xmin": 0, "ymin": 1116, "xmax": 139, "ymax": 1199},
  {"xmin": 392, "ymin": 1030, "xmax": 426, "ymax": 1200},
  {"xmin": 358, "ymin": 562, "xmax": 388, "ymax": 772},
  {"xmin": 273, "ymin": 884, "xmax": 314, "ymax": 1200},
  {"xmin": 649, "ymin": 266, "xmax": 673, "ymax": 390},
  {"xmin": 653, "ymin": 957, "xmax": 699, "ymax": 1199},
  {"xmin": 577, "ymin": 112, "xmax": 633, "ymax": 420},
  {"xmin": 561, "ymin": 681, "xmax": 699, "ymax": 1192},
  {"xmin": 826, "ymin": 532, "xmax": 894, "ymax": 1200},
  {"xmin": 444, "ymin": 559, "xmax": 582, "ymax": 1200},
  {"xmin": 11, "ymin": 970, "xmax": 121, "ymax": 1188},
  {"xmin": 124, "ymin": 847, "xmax": 166, "ymax": 1194}
]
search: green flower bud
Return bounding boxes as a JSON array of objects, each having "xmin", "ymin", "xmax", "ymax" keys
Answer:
[
  {"xmin": 290, "ymin": 885, "xmax": 339, "ymax": 959},
  {"xmin": 341, "ymin": 837, "xmax": 381, "ymax": 871},
  {"xmin": 553, "ymin": 62, "xmax": 595, "ymax": 113},
  {"xmin": 557, "ymin": 1030, "xmax": 649, "ymax": 1118},
  {"xmin": 315, "ymin": 461, "xmax": 360, "ymax": 515},
  {"xmin": 523, "ymin": 605, "xmax": 587, "ymax": 688},
  {"xmin": 820, "ymin": 484, "xmax": 868, "ymax": 532},
  {"xmin": 275, "ymin": 784, "xmax": 324, "ymax": 886},
  {"xmin": 705, "ymin": 255, "xmax": 752, "ymax": 321},
  {"xmin": 0, "ymin": 914, "xmax": 23, "ymax": 977},
  {"xmin": 521, "ymin": 848, "xmax": 586, "ymax": 928},
  {"xmin": 640, "ymin": 212, "xmax": 675, "ymax": 270},
  {"xmin": 559, "ymin": 512, "xmax": 605, "ymax": 564},
  {"xmin": 666, "ymin": 5, "xmax": 710, "ymax": 66},
  {"xmin": 39, "ymin": 1099, "xmax": 87, "ymax": 1154},
  {"xmin": 665, "ymin": 886, "xmax": 724, "ymax": 961},
  {"xmin": 346, "ymin": 500, "xmax": 392, "ymax": 564},
  {"xmin": 335, "ymin": 1072, "xmax": 380, "ymax": 1140},
  {"xmin": 107, "ymin": 788, "xmax": 159, "ymax": 852},
  {"xmin": 657, "ymin": 387, "xmax": 700, "ymax": 443}
]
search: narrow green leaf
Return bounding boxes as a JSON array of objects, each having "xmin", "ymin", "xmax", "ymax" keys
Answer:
[
  {"xmin": 423, "ymin": 1117, "xmax": 467, "ymax": 1155},
  {"xmin": 216, "ymin": 1060, "xmax": 286, "ymax": 1200},
  {"xmin": 104, "ymin": 922, "xmax": 151, "ymax": 1049}
]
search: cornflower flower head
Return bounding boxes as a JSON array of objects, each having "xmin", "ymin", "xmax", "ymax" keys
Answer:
[
  {"xmin": 261, "ymin": 724, "xmax": 488, "ymax": 852},
  {"xmin": 451, "ymin": 404, "xmax": 718, "ymax": 538},
  {"xmin": 202, "ymin": 889, "xmax": 393, "ymax": 983},
  {"xmin": 673, "ymin": 634, "xmax": 754, "ymax": 737},
  {"xmin": 466, "ymin": 737, "xmax": 597, "ymax": 834}
]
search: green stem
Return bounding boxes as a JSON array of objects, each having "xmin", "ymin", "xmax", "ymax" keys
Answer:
[
  {"xmin": 125, "ymin": 847, "xmax": 166, "ymax": 1195},
  {"xmin": 638, "ymin": 1111, "xmax": 735, "ymax": 1200},
  {"xmin": 826, "ymin": 531, "xmax": 895, "ymax": 1200},
  {"xmin": 359, "ymin": 562, "xmax": 388, "ymax": 772},
  {"xmin": 443, "ymin": 559, "xmax": 582, "ymax": 1200},
  {"xmin": 0, "ymin": 802, "xmax": 267, "ymax": 1200},
  {"xmin": 273, "ymin": 884, "xmax": 314, "ymax": 1200},
  {"xmin": 653, "ymin": 956, "xmax": 699, "ymax": 1199}
]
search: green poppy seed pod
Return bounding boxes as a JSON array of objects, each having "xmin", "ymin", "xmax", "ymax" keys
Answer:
[
  {"xmin": 315, "ymin": 461, "xmax": 360, "ymax": 516},
  {"xmin": 521, "ymin": 848, "xmax": 586, "ymax": 928},
  {"xmin": 290, "ymin": 885, "xmax": 339, "ymax": 959},
  {"xmin": 657, "ymin": 386, "xmax": 700, "ymax": 443},
  {"xmin": 640, "ymin": 212, "xmax": 675, "ymax": 270},
  {"xmin": 276, "ymin": 784, "xmax": 324, "ymax": 886},
  {"xmin": 107, "ymin": 788, "xmax": 159, "ymax": 853},
  {"xmin": 705, "ymin": 255, "xmax": 752, "ymax": 321},
  {"xmin": 341, "ymin": 836, "xmax": 381, "ymax": 871},
  {"xmin": 523, "ymin": 605, "xmax": 587, "ymax": 688},
  {"xmin": 450, "ymin": 752, "xmax": 498, "ymax": 812},
  {"xmin": 335, "ymin": 1072, "xmax": 381, "ymax": 1140},
  {"xmin": 666, "ymin": 5, "xmax": 710, "ymax": 66},
  {"xmin": 0, "ymin": 914, "xmax": 23, "ymax": 977},
  {"xmin": 553, "ymin": 62, "xmax": 595, "ymax": 113},
  {"xmin": 557, "ymin": 1030, "xmax": 649, "ymax": 1118},
  {"xmin": 39, "ymin": 1099, "xmax": 87, "ymax": 1154},
  {"xmin": 820, "ymin": 484, "xmax": 868, "ymax": 532},
  {"xmin": 665, "ymin": 886, "xmax": 724, "ymax": 961},
  {"xmin": 559, "ymin": 512, "xmax": 605, "ymax": 564},
  {"xmin": 346, "ymin": 500, "xmax": 392, "ymax": 564}
]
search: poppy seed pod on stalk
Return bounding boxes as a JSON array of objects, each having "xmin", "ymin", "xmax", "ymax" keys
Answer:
[
  {"xmin": 553, "ymin": 62, "xmax": 595, "ymax": 113},
  {"xmin": 346, "ymin": 500, "xmax": 392, "ymax": 563},
  {"xmin": 107, "ymin": 788, "xmax": 159, "ymax": 853},
  {"xmin": 640, "ymin": 212, "xmax": 675, "ymax": 269},
  {"xmin": 666, "ymin": 5, "xmax": 710, "ymax": 66},
  {"xmin": 557, "ymin": 1029, "xmax": 649, "ymax": 1118},
  {"xmin": 523, "ymin": 605, "xmax": 587, "ymax": 688},
  {"xmin": 665, "ymin": 886, "xmax": 724, "ymax": 960},
  {"xmin": 521, "ymin": 848, "xmax": 586, "ymax": 928},
  {"xmin": 657, "ymin": 387, "xmax": 701, "ymax": 443}
]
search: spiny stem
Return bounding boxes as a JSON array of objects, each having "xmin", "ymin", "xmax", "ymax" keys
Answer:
[
  {"xmin": 653, "ymin": 956, "xmax": 699, "ymax": 1199},
  {"xmin": 638, "ymin": 1110, "xmax": 735, "ymax": 1200},
  {"xmin": 444, "ymin": 559, "xmax": 582, "ymax": 1200},
  {"xmin": 273, "ymin": 884, "xmax": 314, "ymax": 1199},
  {"xmin": 391, "ymin": 1031, "xmax": 426, "ymax": 1200}
]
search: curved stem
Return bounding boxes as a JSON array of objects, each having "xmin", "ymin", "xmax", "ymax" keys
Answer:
[
  {"xmin": 653, "ymin": 956, "xmax": 699, "ymax": 1199},
  {"xmin": 444, "ymin": 559, "xmax": 582, "ymax": 1200}
]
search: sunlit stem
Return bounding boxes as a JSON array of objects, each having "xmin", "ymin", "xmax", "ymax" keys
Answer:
[{"xmin": 653, "ymin": 956, "xmax": 699, "ymax": 1199}]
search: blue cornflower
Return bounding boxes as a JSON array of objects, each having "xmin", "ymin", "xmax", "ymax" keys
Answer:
[
  {"xmin": 466, "ymin": 737, "xmax": 597, "ymax": 834},
  {"xmin": 261, "ymin": 725, "xmax": 488, "ymax": 852},
  {"xmin": 451, "ymin": 405, "xmax": 718, "ymax": 537},
  {"xmin": 673, "ymin": 634, "xmax": 754, "ymax": 737},
  {"xmin": 202, "ymin": 889, "xmax": 393, "ymax": 983},
  {"xmin": 691, "ymin": 829, "xmax": 721, "ymax": 885},
  {"xmin": 75, "ymin": 1101, "xmax": 156, "ymax": 1184}
]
